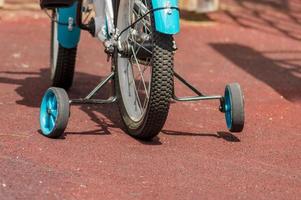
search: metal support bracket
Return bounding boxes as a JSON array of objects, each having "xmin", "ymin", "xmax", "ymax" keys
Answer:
[
  {"xmin": 173, "ymin": 71, "xmax": 223, "ymax": 102},
  {"xmin": 69, "ymin": 72, "xmax": 117, "ymax": 105}
]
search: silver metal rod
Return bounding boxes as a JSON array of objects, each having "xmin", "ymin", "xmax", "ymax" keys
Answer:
[
  {"xmin": 173, "ymin": 95, "xmax": 223, "ymax": 102},
  {"xmin": 70, "ymin": 96, "xmax": 117, "ymax": 105},
  {"xmin": 174, "ymin": 71, "xmax": 205, "ymax": 97},
  {"xmin": 84, "ymin": 72, "xmax": 115, "ymax": 100}
]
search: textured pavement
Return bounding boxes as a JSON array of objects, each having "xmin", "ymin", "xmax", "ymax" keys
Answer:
[{"xmin": 0, "ymin": 1, "xmax": 300, "ymax": 199}]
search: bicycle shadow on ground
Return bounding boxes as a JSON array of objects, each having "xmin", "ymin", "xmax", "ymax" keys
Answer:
[
  {"xmin": 0, "ymin": 68, "xmax": 161, "ymax": 144},
  {"xmin": 210, "ymin": 43, "xmax": 301, "ymax": 102},
  {"xmin": 0, "ymin": 68, "xmax": 121, "ymax": 137},
  {"xmin": 0, "ymin": 68, "xmax": 240, "ymax": 144},
  {"xmin": 161, "ymin": 130, "xmax": 240, "ymax": 143},
  {"xmin": 0, "ymin": 70, "xmax": 49, "ymax": 108}
]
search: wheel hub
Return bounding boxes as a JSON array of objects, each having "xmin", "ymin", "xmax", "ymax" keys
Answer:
[{"xmin": 119, "ymin": 40, "xmax": 153, "ymax": 60}]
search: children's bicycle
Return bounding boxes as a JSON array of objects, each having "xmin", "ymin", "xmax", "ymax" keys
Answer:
[{"xmin": 39, "ymin": 0, "xmax": 245, "ymax": 140}]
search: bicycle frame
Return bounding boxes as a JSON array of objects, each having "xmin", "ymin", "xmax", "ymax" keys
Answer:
[{"xmin": 57, "ymin": 0, "xmax": 180, "ymax": 48}]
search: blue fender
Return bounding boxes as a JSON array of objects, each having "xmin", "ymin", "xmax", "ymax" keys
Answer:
[
  {"xmin": 57, "ymin": 2, "xmax": 81, "ymax": 48},
  {"xmin": 152, "ymin": 0, "xmax": 180, "ymax": 35}
]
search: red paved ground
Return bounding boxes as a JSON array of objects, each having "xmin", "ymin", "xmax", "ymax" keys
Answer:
[{"xmin": 0, "ymin": 1, "xmax": 300, "ymax": 199}]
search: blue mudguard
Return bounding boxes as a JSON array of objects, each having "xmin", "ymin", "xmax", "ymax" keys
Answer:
[
  {"xmin": 57, "ymin": 2, "xmax": 81, "ymax": 48},
  {"xmin": 151, "ymin": 0, "xmax": 180, "ymax": 35}
]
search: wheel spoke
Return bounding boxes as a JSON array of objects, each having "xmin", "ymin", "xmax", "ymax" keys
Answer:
[
  {"xmin": 129, "ymin": 37, "xmax": 152, "ymax": 55},
  {"xmin": 45, "ymin": 114, "xmax": 51, "ymax": 130},
  {"xmin": 47, "ymin": 98, "xmax": 52, "ymax": 109},
  {"xmin": 52, "ymin": 96, "xmax": 57, "ymax": 109},
  {"xmin": 130, "ymin": 46, "xmax": 150, "ymax": 99},
  {"xmin": 48, "ymin": 95, "xmax": 54, "ymax": 109},
  {"xmin": 132, "ymin": 9, "xmax": 151, "ymax": 33},
  {"xmin": 132, "ymin": 1, "xmax": 151, "ymax": 30},
  {"xmin": 136, "ymin": 75, "xmax": 149, "ymax": 110},
  {"xmin": 133, "ymin": 64, "xmax": 150, "ymax": 83},
  {"xmin": 128, "ymin": 59, "xmax": 150, "ymax": 91},
  {"xmin": 133, "ymin": 80, "xmax": 143, "ymax": 113},
  {"xmin": 50, "ymin": 115, "xmax": 56, "ymax": 129},
  {"xmin": 51, "ymin": 109, "xmax": 58, "ymax": 118}
]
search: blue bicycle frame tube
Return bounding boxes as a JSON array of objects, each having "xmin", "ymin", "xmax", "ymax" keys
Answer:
[
  {"xmin": 57, "ymin": 2, "xmax": 81, "ymax": 48},
  {"xmin": 151, "ymin": 0, "xmax": 180, "ymax": 35},
  {"xmin": 56, "ymin": 1, "xmax": 178, "ymax": 47}
]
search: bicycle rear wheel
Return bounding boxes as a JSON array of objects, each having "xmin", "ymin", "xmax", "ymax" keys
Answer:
[
  {"xmin": 114, "ymin": 0, "xmax": 174, "ymax": 140},
  {"xmin": 50, "ymin": 10, "xmax": 77, "ymax": 90}
]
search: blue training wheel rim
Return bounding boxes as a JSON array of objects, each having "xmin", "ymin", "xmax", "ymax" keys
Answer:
[
  {"xmin": 224, "ymin": 87, "xmax": 233, "ymax": 130},
  {"xmin": 40, "ymin": 89, "xmax": 59, "ymax": 135}
]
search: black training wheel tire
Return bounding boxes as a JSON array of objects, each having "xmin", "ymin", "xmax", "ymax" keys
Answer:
[{"xmin": 224, "ymin": 83, "xmax": 245, "ymax": 132}]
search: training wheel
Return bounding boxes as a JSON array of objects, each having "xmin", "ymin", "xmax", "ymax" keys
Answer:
[
  {"xmin": 224, "ymin": 83, "xmax": 245, "ymax": 132},
  {"xmin": 40, "ymin": 87, "xmax": 70, "ymax": 138}
]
